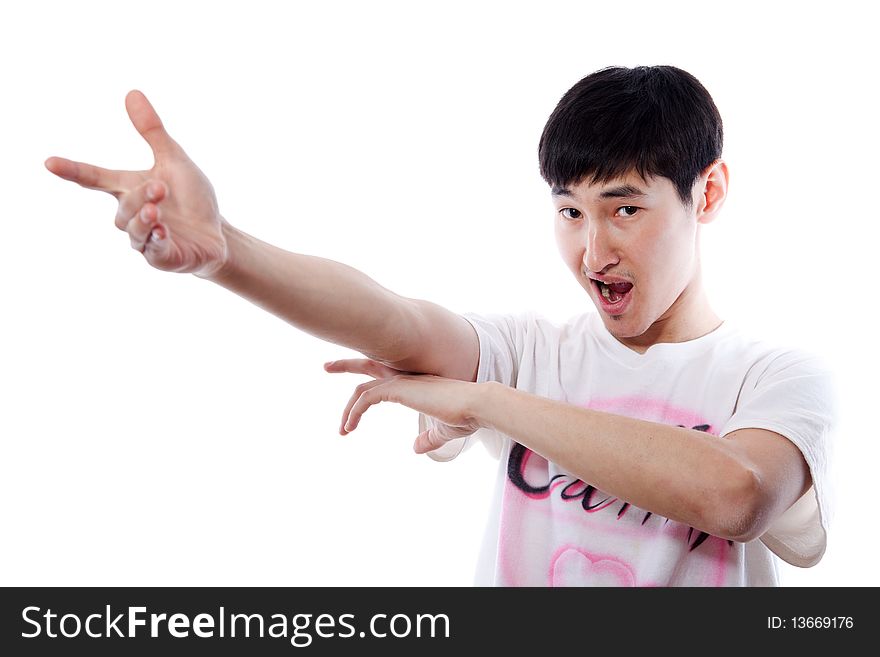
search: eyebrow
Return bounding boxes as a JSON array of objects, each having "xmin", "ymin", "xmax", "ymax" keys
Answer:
[{"xmin": 551, "ymin": 183, "xmax": 649, "ymax": 200}]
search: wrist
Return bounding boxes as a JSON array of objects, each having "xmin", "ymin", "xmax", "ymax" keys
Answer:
[
  {"xmin": 194, "ymin": 218, "xmax": 237, "ymax": 282},
  {"xmin": 471, "ymin": 381, "xmax": 504, "ymax": 431}
]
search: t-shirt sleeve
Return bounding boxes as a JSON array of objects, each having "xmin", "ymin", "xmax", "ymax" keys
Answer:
[
  {"xmin": 720, "ymin": 349, "xmax": 838, "ymax": 568},
  {"xmin": 419, "ymin": 310, "xmax": 534, "ymax": 463}
]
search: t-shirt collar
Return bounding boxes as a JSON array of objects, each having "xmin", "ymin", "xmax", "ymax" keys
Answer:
[{"xmin": 590, "ymin": 312, "xmax": 735, "ymax": 367}]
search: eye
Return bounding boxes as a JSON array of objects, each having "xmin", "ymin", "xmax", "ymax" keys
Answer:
[
  {"xmin": 559, "ymin": 208, "xmax": 582, "ymax": 221},
  {"xmin": 616, "ymin": 206, "xmax": 640, "ymax": 218}
]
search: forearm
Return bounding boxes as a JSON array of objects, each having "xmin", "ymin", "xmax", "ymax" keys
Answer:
[
  {"xmin": 202, "ymin": 220, "xmax": 419, "ymax": 363},
  {"xmin": 475, "ymin": 382, "xmax": 758, "ymax": 541}
]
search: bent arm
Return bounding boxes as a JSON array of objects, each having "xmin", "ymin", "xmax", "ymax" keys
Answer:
[{"xmin": 474, "ymin": 383, "xmax": 760, "ymax": 542}]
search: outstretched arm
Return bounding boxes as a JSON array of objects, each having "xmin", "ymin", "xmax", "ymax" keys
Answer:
[{"xmin": 46, "ymin": 91, "xmax": 479, "ymax": 375}]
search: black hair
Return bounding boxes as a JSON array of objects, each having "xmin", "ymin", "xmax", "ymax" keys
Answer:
[{"xmin": 538, "ymin": 65, "xmax": 723, "ymax": 211}]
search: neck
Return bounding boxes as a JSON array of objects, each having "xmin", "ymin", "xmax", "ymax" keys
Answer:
[{"xmin": 615, "ymin": 272, "xmax": 722, "ymax": 354}]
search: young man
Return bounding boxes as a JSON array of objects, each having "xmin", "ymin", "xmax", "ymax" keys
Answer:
[{"xmin": 46, "ymin": 65, "xmax": 834, "ymax": 586}]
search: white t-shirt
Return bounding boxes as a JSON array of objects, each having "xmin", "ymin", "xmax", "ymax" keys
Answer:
[{"xmin": 419, "ymin": 310, "xmax": 836, "ymax": 587}]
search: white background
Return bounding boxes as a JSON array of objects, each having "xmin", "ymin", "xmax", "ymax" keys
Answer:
[{"xmin": 1, "ymin": 0, "xmax": 876, "ymax": 586}]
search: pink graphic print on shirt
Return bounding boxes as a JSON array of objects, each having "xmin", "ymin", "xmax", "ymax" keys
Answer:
[{"xmin": 497, "ymin": 397, "xmax": 734, "ymax": 586}]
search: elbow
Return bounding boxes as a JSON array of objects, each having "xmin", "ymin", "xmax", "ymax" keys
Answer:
[
  {"xmin": 712, "ymin": 465, "xmax": 766, "ymax": 543},
  {"xmin": 366, "ymin": 298, "xmax": 427, "ymax": 369}
]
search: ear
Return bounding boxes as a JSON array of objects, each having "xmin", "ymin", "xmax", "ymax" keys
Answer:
[{"xmin": 694, "ymin": 159, "xmax": 729, "ymax": 225}]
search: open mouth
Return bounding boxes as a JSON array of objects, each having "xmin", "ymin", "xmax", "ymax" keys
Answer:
[{"xmin": 591, "ymin": 278, "xmax": 634, "ymax": 306}]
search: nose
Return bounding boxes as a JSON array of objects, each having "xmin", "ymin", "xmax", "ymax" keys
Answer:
[{"xmin": 583, "ymin": 221, "xmax": 618, "ymax": 275}]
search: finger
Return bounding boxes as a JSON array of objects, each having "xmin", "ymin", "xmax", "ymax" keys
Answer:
[
  {"xmin": 145, "ymin": 222, "xmax": 170, "ymax": 255},
  {"xmin": 44, "ymin": 156, "xmax": 127, "ymax": 195},
  {"xmin": 344, "ymin": 389, "xmax": 377, "ymax": 433},
  {"xmin": 144, "ymin": 224, "xmax": 169, "ymax": 255},
  {"xmin": 125, "ymin": 90, "xmax": 184, "ymax": 160},
  {"xmin": 115, "ymin": 179, "xmax": 167, "ymax": 231},
  {"xmin": 127, "ymin": 202, "xmax": 164, "ymax": 253},
  {"xmin": 413, "ymin": 429, "xmax": 437, "ymax": 454},
  {"xmin": 414, "ymin": 422, "xmax": 474, "ymax": 454},
  {"xmin": 338, "ymin": 378, "xmax": 387, "ymax": 435},
  {"xmin": 343, "ymin": 379, "xmax": 398, "ymax": 434},
  {"xmin": 324, "ymin": 358, "xmax": 411, "ymax": 379}
]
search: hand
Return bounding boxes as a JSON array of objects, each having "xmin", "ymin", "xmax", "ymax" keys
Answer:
[
  {"xmin": 323, "ymin": 358, "xmax": 486, "ymax": 454},
  {"xmin": 45, "ymin": 90, "xmax": 228, "ymax": 279}
]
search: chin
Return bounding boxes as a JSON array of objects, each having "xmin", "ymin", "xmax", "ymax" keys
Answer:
[
  {"xmin": 601, "ymin": 316, "xmax": 640, "ymax": 335},
  {"xmin": 594, "ymin": 305, "xmax": 649, "ymax": 337}
]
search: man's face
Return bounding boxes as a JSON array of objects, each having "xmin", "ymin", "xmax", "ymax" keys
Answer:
[{"xmin": 552, "ymin": 172, "xmax": 701, "ymax": 342}]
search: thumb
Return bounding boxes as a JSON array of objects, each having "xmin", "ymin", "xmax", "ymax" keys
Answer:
[
  {"xmin": 414, "ymin": 418, "xmax": 476, "ymax": 454},
  {"xmin": 125, "ymin": 90, "xmax": 183, "ymax": 160},
  {"xmin": 413, "ymin": 428, "xmax": 449, "ymax": 455}
]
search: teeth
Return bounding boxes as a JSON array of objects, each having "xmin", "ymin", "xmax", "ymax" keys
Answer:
[{"xmin": 600, "ymin": 283, "xmax": 611, "ymax": 299}]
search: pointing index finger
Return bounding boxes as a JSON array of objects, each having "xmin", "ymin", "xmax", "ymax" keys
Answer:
[{"xmin": 44, "ymin": 156, "xmax": 128, "ymax": 196}]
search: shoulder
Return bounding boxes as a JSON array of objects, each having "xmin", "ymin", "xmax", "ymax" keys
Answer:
[
  {"xmin": 718, "ymin": 324, "xmax": 835, "ymax": 382},
  {"xmin": 462, "ymin": 309, "xmax": 594, "ymax": 342}
]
